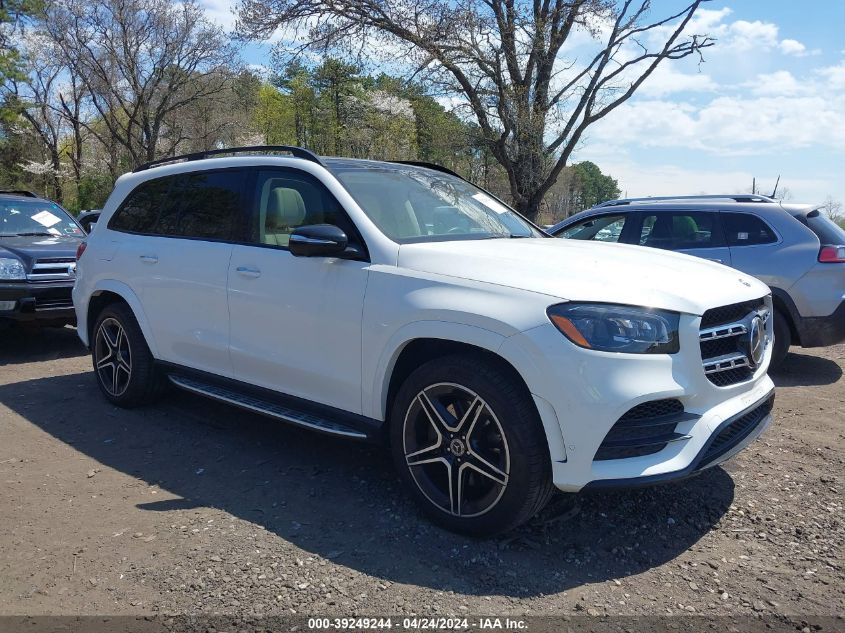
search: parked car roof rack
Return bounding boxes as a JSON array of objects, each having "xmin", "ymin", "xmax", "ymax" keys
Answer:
[
  {"xmin": 594, "ymin": 194, "xmax": 777, "ymax": 208},
  {"xmin": 0, "ymin": 189, "xmax": 38, "ymax": 198},
  {"xmin": 133, "ymin": 145, "xmax": 325, "ymax": 172}
]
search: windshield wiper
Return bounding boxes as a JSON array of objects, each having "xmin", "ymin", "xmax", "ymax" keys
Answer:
[{"xmin": 12, "ymin": 231, "xmax": 54, "ymax": 236}]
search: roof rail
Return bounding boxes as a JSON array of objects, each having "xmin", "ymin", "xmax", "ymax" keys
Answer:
[
  {"xmin": 133, "ymin": 145, "xmax": 325, "ymax": 172},
  {"xmin": 390, "ymin": 160, "xmax": 465, "ymax": 180},
  {"xmin": 594, "ymin": 194, "xmax": 776, "ymax": 208},
  {"xmin": 0, "ymin": 189, "xmax": 38, "ymax": 198}
]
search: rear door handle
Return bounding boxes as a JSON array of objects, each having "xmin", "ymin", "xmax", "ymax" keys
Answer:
[
  {"xmin": 236, "ymin": 266, "xmax": 261, "ymax": 278},
  {"xmin": 707, "ymin": 258, "xmax": 723, "ymax": 263},
  {"xmin": 139, "ymin": 255, "xmax": 158, "ymax": 264}
]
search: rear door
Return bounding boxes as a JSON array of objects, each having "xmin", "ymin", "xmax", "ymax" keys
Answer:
[
  {"xmin": 636, "ymin": 210, "xmax": 731, "ymax": 265},
  {"xmin": 107, "ymin": 169, "xmax": 245, "ymax": 376}
]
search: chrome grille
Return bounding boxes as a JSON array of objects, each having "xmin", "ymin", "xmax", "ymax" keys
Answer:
[
  {"xmin": 26, "ymin": 258, "xmax": 76, "ymax": 282},
  {"xmin": 699, "ymin": 299, "xmax": 769, "ymax": 387}
]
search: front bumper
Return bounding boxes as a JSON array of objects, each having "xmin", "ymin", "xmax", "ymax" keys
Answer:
[
  {"xmin": 583, "ymin": 389, "xmax": 774, "ymax": 489},
  {"xmin": 796, "ymin": 300, "xmax": 845, "ymax": 347},
  {"xmin": 501, "ymin": 306, "xmax": 775, "ymax": 492},
  {"xmin": 0, "ymin": 281, "xmax": 76, "ymax": 323}
]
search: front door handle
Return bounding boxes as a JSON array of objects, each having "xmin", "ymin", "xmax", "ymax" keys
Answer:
[
  {"xmin": 236, "ymin": 266, "xmax": 261, "ymax": 278},
  {"xmin": 707, "ymin": 258, "xmax": 723, "ymax": 263},
  {"xmin": 139, "ymin": 255, "xmax": 158, "ymax": 264}
]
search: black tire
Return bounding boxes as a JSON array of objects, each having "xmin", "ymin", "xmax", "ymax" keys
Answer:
[
  {"xmin": 770, "ymin": 309, "xmax": 791, "ymax": 371},
  {"xmin": 91, "ymin": 302, "xmax": 166, "ymax": 408},
  {"xmin": 390, "ymin": 353, "xmax": 554, "ymax": 537}
]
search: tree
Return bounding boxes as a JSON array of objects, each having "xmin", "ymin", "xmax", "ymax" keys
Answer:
[
  {"xmin": 44, "ymin": 0, "xmax": 237, "ymax": 167},
  {"xmin": 237, "ymin": 0, "xmax": 714, "ymax": 220},
  {"xmin": 2, "ymin": 32, "xmax": 67, "ymax": 201},
  {"xmin": 821, "ymin": 196, "xmax": 843, "ymax": 224},
  {"xmin": 0, "ymin": 0, "xmax": 41, "ymax": 83},
  {"xmin": 572, "ymin": 160, "xmax": 620, "ymax": 208}
]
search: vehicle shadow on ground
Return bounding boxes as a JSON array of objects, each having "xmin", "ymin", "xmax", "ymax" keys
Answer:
[
  {"xmin": 771, "ymin": 350, "xmax": 842, "ymax": 387},
  {"xmin": 0, "ymin": 326, "xmax": 87, "ymax": 366},
  {"xmin": 0, "ymin": 371, "xmax": 735, "ymax": 598}
]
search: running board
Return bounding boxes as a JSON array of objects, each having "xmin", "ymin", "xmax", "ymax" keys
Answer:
[{"xmin": 167, "ymin": 374, "xmax": 369, "ymax": 439}]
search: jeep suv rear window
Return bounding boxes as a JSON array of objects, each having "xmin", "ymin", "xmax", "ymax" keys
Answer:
[
  {"xmin": 111, "ymin": 170, "xmax": 243, "ymax": 240},
  {"xmin": 804, "ymin": 209, "xmax": 845, "ymax": 245},
  {"xmin": 722, "ymin": 212, "xmax": 778, "ymax": 246}
]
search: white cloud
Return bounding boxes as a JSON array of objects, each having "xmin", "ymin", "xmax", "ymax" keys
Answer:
[
  {"xmin": 779, "ymin": 39, "xmax": 806, "ymax": 56},
  {"xmin": 586, "ymin": 94, "xmax": 845, "ymax": 155},
  {"xmin": 199, "ymin": 0, "xmax": 236, "ymax": 31},
  {"xmin": 746, "ymin": 71, "xmax": 802, "ymax": 96},
  {"xmin": 817, "ymin": 61, "xmax": 845, "ymax": 90},
  {"xmin": 639, "ymin": 65, "xmax": 718, "ymax": 97}
]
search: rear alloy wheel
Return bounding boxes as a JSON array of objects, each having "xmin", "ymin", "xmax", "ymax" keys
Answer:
[
  {"xmin": 391, "ymin": 354, "xmax": 554, "ymax": 536},
  {"xmin": 92, "ymin": 303, "xmax": 165, "ymax": 407},
  {"xmin": 94, "ymin": 317, "xmax": 132, "ymax": 397}
]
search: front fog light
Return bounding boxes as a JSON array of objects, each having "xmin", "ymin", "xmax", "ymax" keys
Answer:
[{"xmin": 0, "ymin": 300, "xmax": 16, "ymax": 310}]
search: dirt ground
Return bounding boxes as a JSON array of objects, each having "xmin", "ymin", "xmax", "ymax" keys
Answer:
[{"xmin": 0, "ymin": 326, "xmax": 843, "ymax": 621}]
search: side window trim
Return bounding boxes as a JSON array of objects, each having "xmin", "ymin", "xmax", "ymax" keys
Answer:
[
  {"xmin": 244, "ymin": 166, "xmax": 370, "ymax": 261},
  {"xmin": 108, "ymin": 167, "xmax": 249, "ymax": 244}
]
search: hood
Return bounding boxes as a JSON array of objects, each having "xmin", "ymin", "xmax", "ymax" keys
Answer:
[
  {"xmin": 0, "ymin": 235, "xmax": 81, "ymax": 270},
  {"xmin": 397, "ymin": 238, "xmax": 769, "ymax": 315}
]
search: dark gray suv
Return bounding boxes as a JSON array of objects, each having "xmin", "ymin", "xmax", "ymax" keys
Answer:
[{"xmin": 549, "ymin": 194, "xmax": 845, "ymax": 369}]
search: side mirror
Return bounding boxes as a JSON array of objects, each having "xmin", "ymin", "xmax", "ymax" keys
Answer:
[{"xmin": 289, "ymin": 224, "xmax": 349, "ymax": 257}]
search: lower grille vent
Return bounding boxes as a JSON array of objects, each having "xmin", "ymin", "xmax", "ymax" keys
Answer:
[{"xmin": 594, "ymin": 399, "xmax": 695, "ymax": 461}]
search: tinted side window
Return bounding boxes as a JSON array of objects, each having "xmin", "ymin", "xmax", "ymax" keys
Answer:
[
  {"xmin": 250, "ymin": 169, "xmax": 358, "ymax": 249},
  {"xmin": 109, "ymin": 176, "xmax": 175, "ymax": 233},
  {"xmin": 110, "ymin": 170, "xmax": 243, "ymax": 240},
  {"xmin": 171, "ymin": 170, "xmax": 243, "ymax": 240},
  {"xmin": 558, "ymin": 214, "xmax": 628, "ymax": 242},
  {"xmin": 640, "ymin": 212, "xmax": 720, "ymax": 249},
  {"xmin": 722, "ymin": 212, "xmax": 777, "ymax": 246}
]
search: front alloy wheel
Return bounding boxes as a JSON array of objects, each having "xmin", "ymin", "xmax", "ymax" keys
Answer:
[
  {"xmin": 391, "ymin": 354, "xmax": 554, "ymax": 536},
  {"xmin": 403, "ymin": 383, "xmax": 510, "ymax": 518}
]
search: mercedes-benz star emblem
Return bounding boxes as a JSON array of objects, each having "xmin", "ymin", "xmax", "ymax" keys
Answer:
[
  {"xmin": 748, "ymin": 315, "xmax": 765, "ymax": 368},
  {"xmin": 449, "ymin": 438, "xmax": 466, "ymax": 457}
]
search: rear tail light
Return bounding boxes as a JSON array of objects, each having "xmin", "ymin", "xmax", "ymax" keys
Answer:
[
  {"xmin": 76, "ymin": 241, "xmax": 87, "ymax": 260},
  {"xmin": 819, "ymin": 245, "xmax": 845, "ymax": 263}
]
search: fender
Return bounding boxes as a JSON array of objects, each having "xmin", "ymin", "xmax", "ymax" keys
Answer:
[
  {"xmin": 366, "ymin": 320, "xmax": 507, "ymax": 421},
  {"xmin": 85, "ymin": 279, "xmax": 159, "ymax": 357}
]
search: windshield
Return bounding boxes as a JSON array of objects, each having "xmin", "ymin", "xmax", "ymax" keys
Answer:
[
  {"xmin": 0, "ymin": 199, "xmax": 83, "ymax": 237},
  {"xmin": 330, "ymin": 166, "xmax": 543, "ymax": 242}
]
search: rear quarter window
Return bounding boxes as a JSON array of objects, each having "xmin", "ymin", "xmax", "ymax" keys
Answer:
[{"xmin": 722, "ymin": 212, "xmax": 778, "ymax": 246}]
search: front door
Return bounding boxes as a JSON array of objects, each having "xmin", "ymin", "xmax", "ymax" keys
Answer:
[{"xmin": 227, "ymin": 167, "xmax": 370, "ymax": 414}]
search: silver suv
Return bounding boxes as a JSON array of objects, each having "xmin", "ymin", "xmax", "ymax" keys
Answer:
[{"xmin": 549, "ymin": 195, "xmax": 845, "ymax": 369}]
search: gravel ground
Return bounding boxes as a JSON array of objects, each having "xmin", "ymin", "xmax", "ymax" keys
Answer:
[{"xmin": 0, "ymin": 326, "xmax": 843, "ymax": 621}]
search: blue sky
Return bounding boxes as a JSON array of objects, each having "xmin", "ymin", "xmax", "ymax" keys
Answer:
[{"xmin": 201, "ymin": 0, "xmax": 845, "ymax": 204}]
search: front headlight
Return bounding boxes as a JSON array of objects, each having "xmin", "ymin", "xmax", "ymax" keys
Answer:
[
  {"xmin": 0, "ymin": 257, "xmax": 26, "ymax": 280},
  {"xmin": 547, "ymin": 303, "xmax": 680, "ymax": 354}
]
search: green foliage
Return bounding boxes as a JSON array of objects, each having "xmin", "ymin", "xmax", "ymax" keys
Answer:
[
  {"xmin": 571, "ymin": 161, "xmax": 621, "ymax": 208},
  {"xmin": 0, "ymin": 0, "xmax": 43, "ymax": 83}
]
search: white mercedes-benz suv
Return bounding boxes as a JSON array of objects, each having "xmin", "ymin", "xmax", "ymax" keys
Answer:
[{"xmin": 73, "ymin": 146, "xmax": 776, "ymax": 536}]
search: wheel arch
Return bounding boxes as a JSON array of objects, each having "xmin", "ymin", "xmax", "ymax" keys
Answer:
[
  {"xmin": 85, "ymin": 281, "xmax": 159, "ymax": 357},
  {"xmin": 770, "ymin": 287, "xmax": 801, "ymax": 345}
]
